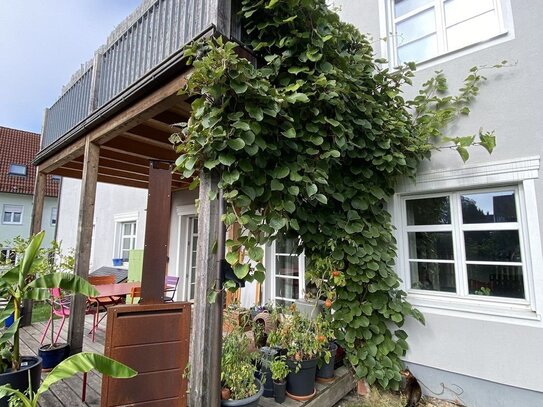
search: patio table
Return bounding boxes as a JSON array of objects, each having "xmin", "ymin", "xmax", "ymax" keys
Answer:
[{"xmin": 87, "ymin": 282, "xmax": 141, "ymax": 341}]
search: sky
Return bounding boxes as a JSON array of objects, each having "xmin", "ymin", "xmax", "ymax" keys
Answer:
[{"xmin": 0, "ymin": 0, "xmax": 142, "ymax": 133}]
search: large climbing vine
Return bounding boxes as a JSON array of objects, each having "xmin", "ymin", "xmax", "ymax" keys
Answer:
[{"xmin": 171, "ymin": 0, "xmax": 498, "ymax": 390}]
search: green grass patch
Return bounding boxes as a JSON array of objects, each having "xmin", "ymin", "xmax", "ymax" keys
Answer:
[{"xmin": 32, "ymin": 301, "xmax": 53, "ymax": 323}]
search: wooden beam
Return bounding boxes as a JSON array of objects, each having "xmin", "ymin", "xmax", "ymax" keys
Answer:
[
  {"xmin": 128, "ymin": 123, "xmax": 174, "ymax": 142},
  {"xmin": 21, "ymin": 170, "xmax": 48, "ymax": 327},
  {"xmin": 97, "ymin": 174, "xmax": 149, "ymax": 189},
  {"xmin": 189, "ymin": 172, "xmax": 224, "ymax": 406},
  {"xmin": 68, "ymin": 138, "xmax": 100, "ymax": 354},
  {"xmin": 123, "ymin": 132, "xmax": 175, "ymax": 150},
  {"xmin": 140, "ymin": 162, "xmax": 172, "ymax": 303},
  {"xmin": 90, "ymin": 73, "xmax": 191, "ymax": 146},
  {"xmin": 51, "ymin": 167, "xmax": 83, "ymax": 179},
  {"xmin": 145, "ymin": 118, "xmax": 176, "ymax": 134},
  {"xmin": 39, "ymin": 138, "xmax": 86, "ymax": 173},
  {"xmin": 30, "ymin": 170, "xmax": 47, "ymax": 235},
  {"xmin": 102, "ymin": 136, "xmax": 177, "ymax": 161}
]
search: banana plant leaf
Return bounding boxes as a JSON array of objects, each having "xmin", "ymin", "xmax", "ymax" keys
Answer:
[
  {"xmin": 0, "ymin": 302, "xmax": 14, "ymax": 324},
  {"xmin": 26, "ymin": 273, "xmax": 99, "ymax": 300},
  {"xmin": 0, "ymin": 352, "xmax": 137, "ymax": 407},
  {"xmin": 18, "ymin": 231, "xmax": 45, "ymax": 284},
  {"xmin": 0, "ymin": 319, "xmax": 19, "ymax": 345}
]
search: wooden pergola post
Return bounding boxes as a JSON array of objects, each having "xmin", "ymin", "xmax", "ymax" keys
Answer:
[
  {"xmin": 68, "ymin": 138, "xmax": 100, "ymax": 354},
  {"xmin": 189, "ymin": 172, "xmax": 225, "ymax": 406},
  {"xmin": 140, "ymin": 161, "xmax": 172, "ymax": 303},
  {"xmin": 21, "ymin": 170, "xmax": 48, "ymax": 326}
]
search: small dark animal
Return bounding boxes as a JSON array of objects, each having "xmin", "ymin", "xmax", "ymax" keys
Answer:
[{"xmin": 400, "ymin": 368, "xmax": 422, "ymax": 407}]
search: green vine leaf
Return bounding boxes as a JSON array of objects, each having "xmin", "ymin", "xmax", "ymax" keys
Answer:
[{"xmin": 172, "ymin": 0, "xmax": 503, "ymax": 390}]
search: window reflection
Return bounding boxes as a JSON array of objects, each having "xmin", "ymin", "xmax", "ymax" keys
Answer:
[
  {"xmin": 461, "ymin": 191, "xmax": 516, "ymax": 223},
  {"xmin": 406, "ymin": 196, "xmax": 451, "ymax": 225},
  {"xmin": 410, "ymin": 262, "xmax": 456, "ymax": 292}
]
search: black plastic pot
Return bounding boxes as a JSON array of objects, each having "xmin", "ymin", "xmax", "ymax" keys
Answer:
[
  {"xmin": 286, "ymin": 358, "xmax": 317, "ymax": 397},
  {"xmin": 259, "ymin": 347, "xmax": 279, "ymax": 397},
  {"xmin": 316, "ymin": 342, "xmax": 338, "ymax": 380},
  {"xmin": 273, "ymin": 380, "xmax": 286, "ymax": 403},
  {"xmin": 0, "ymin": 356, "xmax": 42, "ymax": 407},
  {"xmin": 38, "ymin": 343, "xmax": 70, "ymax": 370},
  {"xmin": 221, "ymin": 379, "xmax": 264, "ymax": 407}
]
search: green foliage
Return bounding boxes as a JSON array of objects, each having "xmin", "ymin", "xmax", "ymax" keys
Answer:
[
  {"xmin": 270, "ymin": 356, "xmax": 289, "ymax": 382},
  {"xmin": 172, "ymin": 0, "xmax": 499, "ymax": 390},
  {"xmin": 0, "ymin": 352, "xmax": 137, "ymax": 407},
  {"xmin": 0, "ymin": 232, "xmax": 99, "ymax": 372},
  {"xmin": 221, "ymin": 328, "xmax": 259, "ymax": 400}
]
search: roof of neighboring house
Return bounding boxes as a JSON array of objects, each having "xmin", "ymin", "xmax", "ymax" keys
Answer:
[{"xmin": 0, "ymin": 126, "xmax": 59, "ymax": 197}]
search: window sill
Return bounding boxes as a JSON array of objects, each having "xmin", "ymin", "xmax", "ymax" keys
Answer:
[{"xmin": 407, "ymin": 292, "xmax": 541, "ymax": 324}]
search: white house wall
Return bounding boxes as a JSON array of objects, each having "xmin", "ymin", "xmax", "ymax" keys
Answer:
[
  {"xmin": 56, "ymin": 178, "xmax": 148, "ymax": 270},
  {"xmin": 0, "ymin": 192, "xmax": 57, "ymax": 246},
  {"xmin": 337, "ymin": 1, "xmax": 543, "ymax": 405}
]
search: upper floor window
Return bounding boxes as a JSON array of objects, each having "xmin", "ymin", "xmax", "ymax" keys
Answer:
[
  {"xmin": 386, "ymin": 0, "xmax": 510, "ymax": 65},
  {"xmin": 8, "ymin": 164, "xmax": 27, "ymax": 176},
  {"xmin": 2, "ymin": 205, "xmax": 23, "ymax": 225},
  {"xmin": 402, "ymin": 188, "xmax": 526, "ymax": 301}
]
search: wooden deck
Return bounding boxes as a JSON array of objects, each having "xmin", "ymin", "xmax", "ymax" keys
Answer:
[{"xmin": 19, "ymin": 315, "xmax": 355, "ymax": 406}]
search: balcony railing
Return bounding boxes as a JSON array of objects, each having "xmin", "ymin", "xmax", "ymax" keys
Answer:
[{"xmin": 41, "ymin": 0, "xmax": 221, "ymax": 151}]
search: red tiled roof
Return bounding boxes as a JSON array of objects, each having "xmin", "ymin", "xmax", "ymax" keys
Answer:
[{"xmin": 0, "ymin": 126, "xmax": 59, "ymax": 197}]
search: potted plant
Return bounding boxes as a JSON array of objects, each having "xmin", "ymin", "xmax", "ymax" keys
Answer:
[
  {"xmin": 315, "ymin": 312, "xmax": 337, "ymax": 382},
  {"xmin": 221, "ymin": 327, "xmax": 263, "ymax": 406},
  {"xmin": 270, "ymin": 356, "xmax": 289, "ymax": 404},
  {"xmin": 38, "ymin": 242, "xmax": 76, "ymax": 370},
  {"xmin": 0, "ymin": 231, "xmax": 98, "ymax": 406},
  {"xmin": 0, "ymin": 352, "xmax": 136, "ymax": 406},
  {"xmin": 267, "ymin": 307, "xmax": 329, "ymax": 401}
]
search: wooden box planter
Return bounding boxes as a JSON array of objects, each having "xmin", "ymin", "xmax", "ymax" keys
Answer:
[
  {"xmin": 101, "ymin": 302, "xmax": 191, "ymax": 407},
  {"xmin": 223, "ymin": 309, "xmax": 251, "ymax": 333}
]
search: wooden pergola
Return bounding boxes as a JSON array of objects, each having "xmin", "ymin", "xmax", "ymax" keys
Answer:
[{"xmin": 26, "ymin": 0, "xmax": 237, "ymax": 406}]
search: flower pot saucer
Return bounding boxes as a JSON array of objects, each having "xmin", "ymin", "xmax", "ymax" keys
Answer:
[
  {"xmin": 316, "ymin": 375, "xmax": 336, "ymax": 384},
  {"xmin": 286, "ymin": 388, "xmax": 316, "ymax": 402}
]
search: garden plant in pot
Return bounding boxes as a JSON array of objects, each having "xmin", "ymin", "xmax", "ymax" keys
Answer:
[
  {"xmin": 315, "ymin": 312, "xmax": 337, "ymax": 382},
  {"xmin": 37, "ymin": 242, "xmax": 77, "ymax": 370},
  {"xmin": 0, "ymin": 352, "xmax": 136, "ymax": 406},
  {"xmin": 0, "ymin": 231, "xmax": 99, "ymax": 407},
  {"xmin": 221, "ymin": 327, "xmax": 263, "ymax": 407},
  {"xmin": 270, "ymin": 356, "xmax": 289, "ymax": 404},
  {"xmin": 267, "ymin": 307, "xmax": 330, "ymax": 401}
]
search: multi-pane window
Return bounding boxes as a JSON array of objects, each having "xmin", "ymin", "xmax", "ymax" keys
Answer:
[
  {"xmin": 389, "ymin": 0, "xmax": 507, "ymax": 64},
  {"xmin": 273, "ymin": 238, "xmax": 304, "ymax": 306},
  {"xmin": 185, "ymin": 216, "xmax": 198, "ymax": 301},
  {"xmin": 2, "ymin": 205, "xmax": 23, "ymax": 224},
  {"xmin": 404, "ymin": 188, "xmax": 525, "ymax": 300},
  {"xmin": 118, "ymin": 221, "xmax": 137, "ymax": 262},
  {"xmin": 8, "ymin": 164, "xmax": 27, "ymax": 176}
]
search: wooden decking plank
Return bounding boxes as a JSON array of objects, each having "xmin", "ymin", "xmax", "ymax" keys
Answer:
[{"xmin": 19, "ymin": 319, "xmax": 103, "ymax": 406}]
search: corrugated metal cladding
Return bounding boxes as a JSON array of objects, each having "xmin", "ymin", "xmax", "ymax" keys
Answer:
[{"xmin": 42, "ymin": 0, "xmax": 216, "ymax": 149}]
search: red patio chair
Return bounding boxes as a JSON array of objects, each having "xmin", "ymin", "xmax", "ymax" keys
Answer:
[{"xmin": 39, "ymin": 288, "xmax": 70, "ymax": 345}]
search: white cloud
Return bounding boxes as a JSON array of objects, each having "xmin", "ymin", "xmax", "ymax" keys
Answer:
[{"xmin": 0, "ymin": 0, "xmax": 141, "ymax": 133}]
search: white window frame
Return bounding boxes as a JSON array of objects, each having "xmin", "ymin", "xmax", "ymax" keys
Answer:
[
  {"xmin": 392, "ymin": 156, "xmax": 542, "ymax": 321},
  {"xmin": 380, "ymin": 0, "xmax": 514, "ymax": 68},
  {"xmin": 176, "ymin": 205, "xmax": 197, "ymax": 302},
  {"xmin": 113, "ymin": 212, "xmax": 139, "ymax": 264},
  {"xmin": 268, "ymin": 239, "xmax": 305, "ymax": 305},
  {"xmin": 2, "ymin": 205, "xmax": 24, "ymax": 225}
]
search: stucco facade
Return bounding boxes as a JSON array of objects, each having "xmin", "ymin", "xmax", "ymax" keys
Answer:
[{"xmin": 337, "ymin": 1, "xmax": 543, "ymax": 406}]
